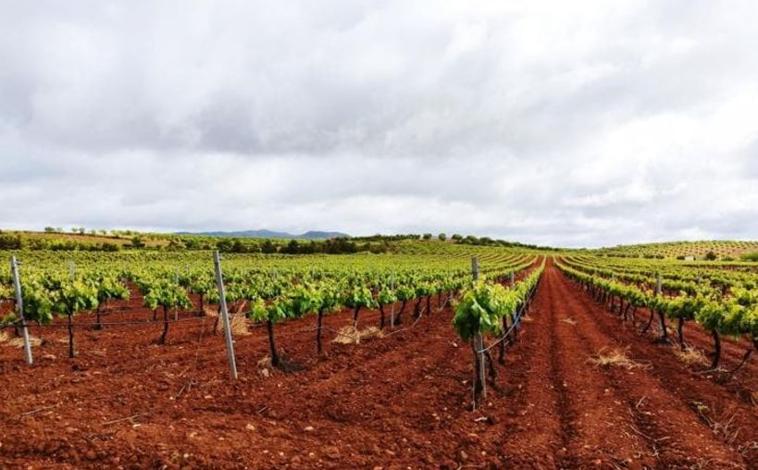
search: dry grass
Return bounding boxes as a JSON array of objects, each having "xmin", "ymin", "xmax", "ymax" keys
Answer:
[
  {"xmin": 360, "ymin": 326, "xmax": 384, "ymax": 341},
  {"xmin": 0, "ymin": 330, "xmax": 9, "ymax": 343},
  {"xmin": 220, "ymin": 315, "xmax": 250, "ymax": 336},
  {"xmin": 711, "ymin": 413, "xmax": 741, "ymax": 445},
  {"xmin": 202, "ymin": 306, "xmax": 250, "ymax": 336},
  {"xmin": 332, "ymin": 326, "xmax": 384, "ymax": 345},
  {"xmin": 256, "ymin": 352, "xmax": 303, "ymax": 374},
  {"xmin": 257, "ymin": 356, "xmax": 272, "ymax": 368},
  {"xmin": 203, "ymin": 305, "xmax": 219, "ymax": 317},
  {"xmin": 674, "ymin": 347, "xmax": 709, "ymax": 366},
  {"xmin": 256, "ymin": 356, "xmax": 272, "ymax": 377},
  {"xmin": 589, "ymin": 347, "xmax": 642, "ymax": 370},
  {"xmin": 333, "ymin": 326, "xmax": 361, "ymax": 344},
  {"xmin": 7, "ymin": 336, "xmax": 42, "ymax": 348},
  {"xmin": 692, "ymin": 402, "xmax": 741, "ymax": 445},
  {"xmin": 232, "ymin": 301, "xmax": 248, "ymax": 315}
]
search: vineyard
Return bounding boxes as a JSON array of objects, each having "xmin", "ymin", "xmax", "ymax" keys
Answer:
[
  {"xmin": 594, "ymin": 240, "xmax": 758, "ymax": 260},
  {"xmin": 0, "ymin": 242, "xmax": 757, "ymax": 468}
]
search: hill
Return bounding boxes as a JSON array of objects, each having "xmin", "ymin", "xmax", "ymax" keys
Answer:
[
  {"xmin": 176, "ymin": 229, "xmax": 349, "ymax": 240},
  {"xmin": 593, "ymin": 240, "xmax": 758, "ymax": 260}
]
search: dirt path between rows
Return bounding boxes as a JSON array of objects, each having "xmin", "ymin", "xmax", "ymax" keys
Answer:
[
  {"xmin": 1, "ymin": 261, "xmax": 755, "ymax": 469},
  {"xmin": 491, "ymin": 261, "xmax": 753, "ymax": 469}
]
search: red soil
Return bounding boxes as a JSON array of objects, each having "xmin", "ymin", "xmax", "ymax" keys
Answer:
[{"xmin": 0, "ymin": 262, "xmax": 756, "ymax": 469}]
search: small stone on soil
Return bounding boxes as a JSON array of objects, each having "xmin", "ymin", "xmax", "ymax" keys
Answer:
[{"xmin": 324, "ymin": 446, "xmax": 340, "ymax": 459}]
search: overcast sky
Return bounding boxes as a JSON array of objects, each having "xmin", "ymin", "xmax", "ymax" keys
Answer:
[{"xmin": 1, "ymin": 1, "xmax": 757, "ymax": 247}]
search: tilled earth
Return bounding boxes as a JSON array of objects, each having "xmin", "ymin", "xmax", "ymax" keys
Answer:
[{"xmin": 1, "ymin": 262, "xmax": 756, "ymax": 469}]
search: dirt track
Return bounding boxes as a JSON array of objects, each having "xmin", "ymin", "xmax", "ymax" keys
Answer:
[{"xmin": 1, "ymin": 262, "xmax": 756, "ymax": 469}]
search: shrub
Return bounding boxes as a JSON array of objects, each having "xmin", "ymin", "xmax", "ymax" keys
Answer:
[{"xmin": 0, "ymin": 234, "xmax": 22, "ymax": 249}]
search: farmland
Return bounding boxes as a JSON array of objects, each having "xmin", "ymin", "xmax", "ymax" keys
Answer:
[
  {"xmin": 6, "ymin": 1, "xmax": 758, "ymax": 468},
  {"xmin": 593, "ymin": 240, "xmax": 758, "ymax": 261},
  {"xmin": 0, "ymin": 238, "xmax": 757, "ymax": 468}
]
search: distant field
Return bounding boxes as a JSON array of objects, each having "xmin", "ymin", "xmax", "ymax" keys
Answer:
[
  {"xmin": 5, "ymin": 230, "xmax": 169, "ymax": 247},
  {"xmin": 595, "ymin": 240, "xmax": 758, "ymax": 260},
  {"xmin": 2, "ymin": 230, "xmax": 758, "ymax": 261}
]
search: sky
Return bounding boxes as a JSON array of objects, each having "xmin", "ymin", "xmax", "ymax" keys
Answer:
[{"xmin": 1, "ymin": 1, "xmax": 757, "ymax": 248}]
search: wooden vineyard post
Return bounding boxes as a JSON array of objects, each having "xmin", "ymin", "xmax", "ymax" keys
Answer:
[
  {"xmin": 654, "ymin": 272, "xmax": 668, "ymax": 342},
  {"xmin": 11, "ymin": 256, "xmax": 33, "ymax": 365},
  {"xmin": 471, "ymin": 256, "xmax": 486, "ymax": 409},
  {"xmin": 389, "ymin": 273, "xmax": 396, "ymax": 329},
  {"xmin": 213, "ymin": 251, "xmax": 238, "ymax": 380},
  {"xmin": 174, "ymin": 270, "xmax": 180, "ymax": 321},
  {"xmin": 510, "ymin": 271, "xmax": 515, "ymax": 286}
]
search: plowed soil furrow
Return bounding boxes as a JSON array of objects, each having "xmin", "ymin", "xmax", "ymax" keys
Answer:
[
  {"xmin": 583, "ymin": 304, "xmax": 758, "ymax": 464},
  {"xmin": 667, "ymin": 320, "xmax": 758, "ymax": 390},
  {"xmin": 186, "ymin": 312, "xmax": 476, "ymax": 466},
  {"xmin": 495, "ymin": 281, "xmax": 565, "ymax": 468},
  {"xmin": 8, "ymin": 301, "xmax": 400, "ymax": 383},
  {"xmin": 561, "ymin": 270, "xmax": 757, "ymax": 467},
  {"xmin": 541, "ymin": 265, "xmax": 657, "ymax": 468},
  {"xmin": 550, "ymin": 270, "xmax": 742, "ymax": 468},
  {"xmin": 630, "ymin": 305, "xmax": 758, "ymax": 382},
  {"xmin": 548, "ymin": 305, "xmax": 582, "ymax": 468},
  {"xmin": 570, "ymin": 268, "xmax": 758, "ymax": 386}
]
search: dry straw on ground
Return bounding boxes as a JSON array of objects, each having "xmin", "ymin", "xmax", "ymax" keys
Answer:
[
  {"xmin": 332, "ymin": 326, "xmax": 384, "ymax": 345},
  {"xmin": 203, "ymin": 304, "xmax": 251, "ymax": 336},
  {"xmin": 589, "ymin": 347, "xmax": 644, "ymax": 370},
  {"xmin": 10, "ymin": 337, "xmax": 42, "ymax": 348},
  {"xmin": 673, "ymin": 347, "xmax": 709, "ymax": 366},
  {"xmin": 693, "ymin": 402, "xmax": 741, "ymax": 445},
  {"xmin": 6, "ymin": 335, "xmax": 43, "ymax": 348},
  {"xmin": 203, "ymin": 305, "xmax": 218, "ymax": 317},
  {"xmin": 220, "ymin": 315, "xmax": 250, "ymax": 336}
]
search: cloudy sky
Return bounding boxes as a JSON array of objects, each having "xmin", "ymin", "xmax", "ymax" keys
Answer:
[{"xmin": 1, "ymin": 1, "xmax": 757, "ymax": 247}]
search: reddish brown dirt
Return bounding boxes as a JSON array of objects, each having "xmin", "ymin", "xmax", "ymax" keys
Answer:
[
  {"xmin": 665, "ymin": 319, "xmax": 757, "ymax": 390},
  {"xmin": 625, "ymin": 306, "xmax": 758, "ymax": 405},
  {"xmin": 1, "ymin": 262, "xmax": 756, "ymax": 469},
  {"xmin": 493, "ymin": 263, "xmax": 755, "ymax": 469},
  {"xmin": 572, "ymin": 270, "xmax": 758, "ymax": 395}
]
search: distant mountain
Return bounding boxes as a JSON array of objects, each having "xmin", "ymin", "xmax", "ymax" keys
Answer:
[
  {"xmin": 299, "ymin": 231, "xmax": 350, "ymax": 240},
  {"xmin": 176, "ymin": 229, "xmax": 349, "ymax": 240}
]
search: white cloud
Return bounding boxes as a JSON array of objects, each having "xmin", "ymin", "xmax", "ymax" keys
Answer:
[{"xmin": 1, "ymin": 0, "xmax": 757, "ymax": 247}]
